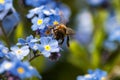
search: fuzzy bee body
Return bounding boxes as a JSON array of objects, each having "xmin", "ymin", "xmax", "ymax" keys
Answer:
[{"xmin": 52, "ymin": 24, "xmax": 75, "ymax": 47}]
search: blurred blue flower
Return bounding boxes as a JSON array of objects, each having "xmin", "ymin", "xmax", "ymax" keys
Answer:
[
  {"xmin": 17, "ymin": 35, "xmax": 39, "ymax": 45},
  {"xmin": 24, "ymin": 0, "xmax": 54, "ymax": 7},
  {"xmin": 57, "ymin": 3, "xmax": 71, "ymax": 23},
  {"xmin": 108, "ymin": 28, "xmax": 120, "ymax": 42},
  {"xmin": 10, "ymin": 46, "xmax": 30, "ymax": 60},
  {"xmin": 31, "ymin": 14, "xmax": 50, "ymax": 31},
  {"xmin": 2, "ymin": 12, "xmax": 20, "ymax": 35},
  {"xmin": 0, "ymin": 0, "xmax": 12, "ymax": 11},
  {"xmin": 0, "ymin": 60, "xmax": 41, "ymax": 79},
  {"xmin": 27, "ymin": 6, "xmax": 59, "ymax": 19},
  {"xmin": 77, "ymin": 69, "xmax": 107, "ymax": 80},
  {"xmin": 86, "ymin": 0, "xmax": 105, "ymax": 6},
  {"xmin": 0, "ymin": 60, "xmax": 13, "ymax": 73},
  {"xmin": 104, "ymin": 15, "xmax": 120, "ymax": 35},
  {"xmin": 9, "ymin": 60, "xmax": 41, "ymax": 79},
  {"xmin": 27, "ymin": 6, "xmax": 44, "ymax": 19},
  {"xmin": 75, "ymin": 10, "xmax": 94, "ymax": 45},
  {"xmin": 0, "ymin": 0, "xmax": 13, "ymax": 20},
  {"xmin": 0, "ymin": 43, "xmax": 9, "ymax": 58},
  {"xmin": 104, "ymin": 14, "xmax": 120, "ymax": 51},
  {"xmin": 104, "ymin": 40, "xmax": 118, "ymax": 52},
  {"xmin": 38, "ymin": 37, "xmax": 60, "ymax": 57},
  {"xmin": 17, "ymin": 35, "xmax": 40, "ymax": 51},
  {"xmin": 45, "ymin": 2, "xmax": 71, "ymax": 23}
]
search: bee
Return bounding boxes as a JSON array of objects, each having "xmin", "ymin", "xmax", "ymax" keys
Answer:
[{"xmin": 52, "ymin": 24, "xmax": 75, "ymax": 47}]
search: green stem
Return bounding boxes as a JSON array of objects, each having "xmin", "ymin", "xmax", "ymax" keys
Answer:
[
  {"xmin": 0, "ymin": 22, "xmax": 10, "ymax": 48},
  {"xmin": 29, "ymin": 54, "xmax": 42, "ymax": 62}
]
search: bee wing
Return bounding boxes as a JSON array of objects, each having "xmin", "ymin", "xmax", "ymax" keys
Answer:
[{"xmin": 66, "ymin": 27, "xmax": 75, "ymax": 35}]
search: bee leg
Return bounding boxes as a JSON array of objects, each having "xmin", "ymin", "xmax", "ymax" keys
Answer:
[
  {"xmin": 59, "ymin": 39, "xmax": 64, "ymax": 46},
  {"xmin": 67, "ymin": 36, "xmax": 70, "ymax": 47}
]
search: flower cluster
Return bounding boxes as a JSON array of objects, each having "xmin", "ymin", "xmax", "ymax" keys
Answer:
[
  {"xmin": 0, "ymin": 42, "xmax": 41, "ymax": 79},
  {"xmin": 0, "ymin": 0, "xmax": 71, "ymax": 79},
  {"xmin": 17, "ymin": 35, "xmax": 60, "ymax": 58},
  {"xmin": 77, "ymin": 69, "xmax": 107, "ymax": 80}
]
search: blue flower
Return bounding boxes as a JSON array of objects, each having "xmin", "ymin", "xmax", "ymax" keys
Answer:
[
  {"xmin": 104, "ymin": 14, "xmax": 120, "ymax": 51},
  {"xmin": 10, "ymin": 46, "xmax": 30, "ymax": 60},
  {"xmin": 86, "ymin": 0, "xmax": 105, "ymax": 6},
  {"xmin": 77, "ymin": 69, "xmax": 107, "ymax": 80},
  {"xmin": 27, "ymin": 6, "xmax": 59, "ymax": 19},
  {"xmin": 55, "ymin": 3, "xmax": 71, "ymax": 23},
  {"xmin": 24, "ymin": 0, "xmax": 53, "ymax": 7},
  {"xmin": 17, "ymin": 35, "xmax": 40, "ymax": 51},
  {"xmin": 27, "ymin": 6, "xmax": 44, "ymax": 19},
  {"xmin": 37, "ymin": 27, "xmax": 51, "ymax": 37},
  {"xmin": 0, "ymin": 60, "xmax": 13, "ymax": 73},
  {"xmin": 0, "ymin": 0, "xmax": 13, "ymax": 11},
  {"xmin": 17, "ymin": 35, "xmax": 39, "ymax": 45},
  {"xmin": 108, "ymin": 28, "xmax": 120, "ymax": 42},
  {"xmin": 0, "ymin": 43, "xmax": 9, "ymax": 58},
  {"xmin": 2, "ymin": 12, "xmax": 20, "ymax": 34},
  {"xmin": 104, "ymin": 15, "xmax": 120, "ymax": 35},
  {"xmin": 38, "ymin": 37, "xmax": 60, "ymax": 57},
  {"xmin": 49, "ymin": 15, "xmax": 61, "ymax": 26},
  {"xmin": 9, "ymin": 60, "xmax": 41, "ymax": 79},
  {"xmin": 75, "ymin": 10, "xmax": 93, "ymax": 45},
  {"xmin": 104, "ymin": 40, "xmax": 118, "ymax": 52},
  {"xmin": 31, "ymin": 14, "xmax": 50, "ymax": 31},
  {"xmin": 0, "ymin": 0, "xmax": 13, "ymax": 20}
]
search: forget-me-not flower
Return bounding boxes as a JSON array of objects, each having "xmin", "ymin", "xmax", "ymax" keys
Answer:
[
  {"xmin": 17, "ymin": 35, "xmax": 40, "ymax": 51},
  {"xmin": 27, "ymin": 6, "xmax": 59, "ymax": 19},
  {"xmin": 0, "ymin": 60, "xmax": 14, "ymax": 74},
  {"xmin": 24, "ymin": 0, "xmax": 53, "ymax": 7},
  {"xmin": 31, "ymin": 14, "xmax": 50, "ymax": 31},
  {"xmin": 38, "ymin": 37, "xmax": 60, "ymax": 57},
  {"xmin": 49, "ymin": 15, "xmax": 61, "ymax": 26},
  {"xmin": 0, "ymin": 43, "xmax": 9, "ymax": 58},
  {"xmin": 0, "ymin": 0, "xmax": 13, "ymax": 20},
  {"xmin": 10, "ymin": 46, "xmax": 30, "ymax": 60},
  {"xmin": 9, "ymin": 60, "xmax": 41, "ymax": 79},
  {"xmin": 77, "ymin": 69, "xmax": 107, "ymax": 80}
]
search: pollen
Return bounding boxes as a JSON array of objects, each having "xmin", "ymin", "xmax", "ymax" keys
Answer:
[
  {"xmin": 37, "ymin": 19, "xmax": 43, "ymax": 25},
  {"xmin": 17, "ymin": 67, "xmax": 24, "ymax": 74},
  {"xmin": 53, "ymin": 21, "xmax": 59, "ymax": 25},
  {"xmin": 0, "ymin": 0, "xmax": 5, "ymax": 4},
  {"xmin": 44, "ymin": 45, "xmax": 51, "ymax": 51}
]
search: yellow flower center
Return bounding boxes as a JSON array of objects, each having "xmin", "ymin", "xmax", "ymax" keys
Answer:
[
  {"xmin": 17, "ymin": 67, "xmax": 24, "ymax": 74},
  {"xmin": 37, "ymin": 19, "xmax": 43, "ymax": 25},
  {"xmin": 2, "ymin": 49, "xmax": 8, "ymax": 54},
  {"xmin": 17, "ymin": 49, "xmax": 22, "ymax": 54},
  {"xmin": 101, "ymin": 77, "xmax": 106, "ymax": 80},
  {"xmin": 44, "ymin": 45, "xmax": 51, "ymax": 51},
  {"xmin": 85, "ymin": 74, "xmax": 91, "ymax": 78},
  {"xmin": 0, "ymin": 0, "xmax": 5, "ymax": 4},
  {"xmin": 4, "ymin": 62, "xmax": 12, "ymax": 69},
  {"xmin": 53, "ymin": 21, "xmax": 59, "ymax": 25}
]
